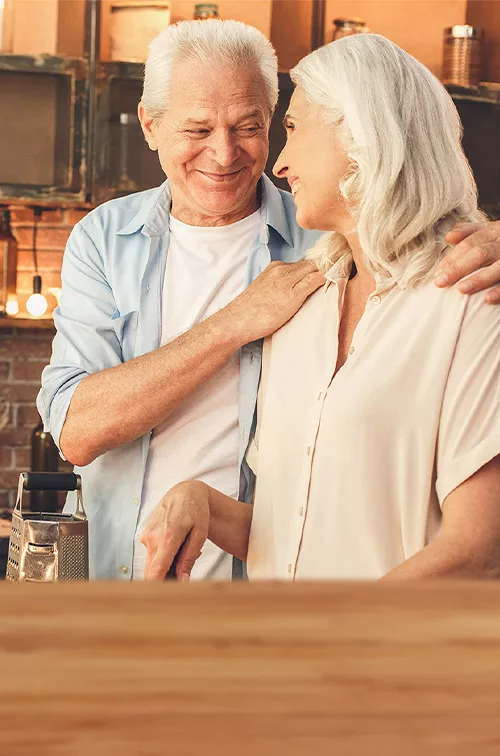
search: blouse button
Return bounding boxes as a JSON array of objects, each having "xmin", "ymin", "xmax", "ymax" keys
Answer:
[
  {"xmin": 348, "ymin": 346, "xmax": 355, "ymax": 355},
  {"xmin": 372, "ymin": 295, "xmax": 381, "ymax": 305}
]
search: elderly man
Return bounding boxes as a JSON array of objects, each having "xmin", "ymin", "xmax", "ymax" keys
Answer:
[{"xmin": 38, "ymin": 20, "xmax": 500, "ymax": 581}]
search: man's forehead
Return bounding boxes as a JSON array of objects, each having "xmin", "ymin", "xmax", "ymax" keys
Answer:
[
  {"xmin": 168, "ymin": 58, "xmax": 268, "ymax": 107},
  {"xmin": 169, "ymin": 96, "xmax": 267, "ymax": 123}
]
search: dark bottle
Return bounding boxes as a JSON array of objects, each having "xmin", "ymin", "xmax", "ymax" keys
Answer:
[
  {"xmin": 30, "ymin": 417, "xmax": 60, "ymax": 512},
  {"xmin": 0, "ymin": 209, "xmax": 19, "ymax": 317}
]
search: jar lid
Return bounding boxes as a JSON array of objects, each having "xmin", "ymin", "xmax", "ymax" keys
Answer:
[
  {"xmin": 333, "ymin": 17, "xmax": 366, "ymax": 28},
  {"xmin": 445, "ymin": 25, "xmax": 483, "ymax": 39}
]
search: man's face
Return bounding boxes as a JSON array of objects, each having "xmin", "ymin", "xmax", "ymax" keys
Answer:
[{"xmin": 139, "ymin": 58, "xmax": 271, "ymax": 225}]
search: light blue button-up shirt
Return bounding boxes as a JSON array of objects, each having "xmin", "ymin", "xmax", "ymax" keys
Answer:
[{"xmin": 37, "ymin": 174, "xmax": 321, "ymax": 579}]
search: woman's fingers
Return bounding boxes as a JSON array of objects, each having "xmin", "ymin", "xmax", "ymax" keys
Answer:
[{"xmin": 175, "ymin": 527, "xmax": 208, "ymax": 581}]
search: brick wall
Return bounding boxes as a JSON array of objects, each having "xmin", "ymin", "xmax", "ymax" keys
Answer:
[
  {"xmin": 10, "ymin": 207, "xmax": 88, "ymax": 317},
  {"xmin": 0, "ymin": 206, "xmax": 90, "ymax": 510}
]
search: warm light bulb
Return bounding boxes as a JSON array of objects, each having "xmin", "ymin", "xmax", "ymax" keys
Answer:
[
  {"xmin": 26, "ymin": 293, "xmax": 48, "ymax": 317},
  {"xmin": 5, "ymin": 296, "xmax": 19, "ymax": 316}
]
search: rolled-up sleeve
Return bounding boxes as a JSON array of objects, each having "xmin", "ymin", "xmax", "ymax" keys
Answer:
[
  {"xmin": 436, "ymin": 290, "xmax": 500, "ymax": 506},
  {"xmin": 37, "ymin": 223, "xmax": 122, "ymax": 451}
]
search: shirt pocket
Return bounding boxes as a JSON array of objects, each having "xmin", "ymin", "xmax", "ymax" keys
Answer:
[{"xmin": 110, "ymin": 309, "xmax": 139, "ymax": 362}]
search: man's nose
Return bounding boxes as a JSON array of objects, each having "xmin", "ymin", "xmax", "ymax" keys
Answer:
[{"xmin": 209, "ymin": 130, "xmax": 240, "ymax": 167}]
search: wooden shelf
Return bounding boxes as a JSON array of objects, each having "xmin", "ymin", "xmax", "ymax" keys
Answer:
[{"xmin": 0, "ymin": 316, "xmax": 54, "ymax": 330}]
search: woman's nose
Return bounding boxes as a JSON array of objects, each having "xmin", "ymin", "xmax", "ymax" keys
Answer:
[{"xmin": 273, "ymin": 146, "xmax": 288, "ymax": 179}]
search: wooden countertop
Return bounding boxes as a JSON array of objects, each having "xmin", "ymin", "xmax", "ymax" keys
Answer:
[{"xmin": 1, "ymin": 580, "xmax": 500, "ymax": 755}]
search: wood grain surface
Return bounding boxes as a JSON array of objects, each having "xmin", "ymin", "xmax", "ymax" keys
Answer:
[{"xmin": 1, "ymin": 581, "xmax": 500, "ymax": 755}]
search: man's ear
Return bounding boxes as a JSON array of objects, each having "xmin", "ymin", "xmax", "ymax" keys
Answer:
[{"xmin": 138, "ymin": 102, "xmax": 159, "ymax": 151}]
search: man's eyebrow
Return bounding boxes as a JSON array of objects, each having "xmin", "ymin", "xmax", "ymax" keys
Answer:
[
  {"xmin": 182, "ymin": 118, "xmax": 210, "ymax": 126},
  {"xmin": 282, "ymin": 113, "xmax": 295, "ymax": 126},
  {"xmin": 236, "ymin": 109, "xmax": 265, "ymax": 122}
]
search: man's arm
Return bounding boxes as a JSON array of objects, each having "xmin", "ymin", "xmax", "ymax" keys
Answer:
[
  {"xmin": 437, "ymin": 220, "xmax": 500, "ymax": 303},
  {"xmin": 382, "ymin": 456, "xmax": 500, "ymax": 580},
  {"xmin": 41, "ymin": 225, "xmax": 325, "ymax": 467},
  {"xmin": 140, "ymin": 481, "xmax": 252, "ymax": 581}
]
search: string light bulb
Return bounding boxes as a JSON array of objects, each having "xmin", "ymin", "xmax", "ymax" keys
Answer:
[
  {"xmin": 26, "ymin": 274, "xmax": 48, "ymax": 317},
  {"xmin": 5, "ymin": 295, "xmax": 19, "ymax": 316},
  {"xmin": 26, "ymin": 208, "xmax": 48, "ymax": 318}
]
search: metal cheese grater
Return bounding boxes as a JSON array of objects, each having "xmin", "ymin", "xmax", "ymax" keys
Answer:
[{"xmin": 6, "ymin": 472, "xmax": 88, "ymax": 582}]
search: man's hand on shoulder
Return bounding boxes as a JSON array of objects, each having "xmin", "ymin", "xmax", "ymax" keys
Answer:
[
  {"xmin": 435, "ymin": 220, "xmax": 500, "ymax": 304},
  {"xmin": 221, "ymin": 260, "xmax": 325, "ymax": 345}
]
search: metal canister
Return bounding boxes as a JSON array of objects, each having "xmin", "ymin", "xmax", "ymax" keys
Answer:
[
  {"xmin": 443, "ymin": 25, "xmax": 483, "ymax": 87},
  {"xmin": 194, "ymin": 4, "xmax": 219, "ymax": 20},
  {"xmin": 332, "ymin": 18, "xmax": 367, "ymax": 41}
]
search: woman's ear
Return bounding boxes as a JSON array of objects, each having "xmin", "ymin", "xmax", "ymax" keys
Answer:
[{"xmin": 138, "ymin": 102, "xmax": 159, "ymax": 151}]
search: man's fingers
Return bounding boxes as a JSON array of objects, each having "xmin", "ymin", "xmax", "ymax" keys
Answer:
[
  {"xmin": 293, "ymin": 270, "xmax": 326, "ymax": 296},
  {"xmin": 455, "ymin": 261, "xmax": 500, "ymax": 297},
  {"xmin": 175, "ymin": 528, "xmax": 207, "ymax": 581},
  {"xmin": 287, "ymin": 259, "xmax": 320, "ymax": 282},
  {"xmin": 444, "ymin": 222, "xmax": 488, "ymax": 246},
  {"xmin": 435, "ymin": 241, "xmax": 497, "ymax": 286},
  {"xmin": 485, "ymin": 285, "xmax": 500, "ymax": 304}
]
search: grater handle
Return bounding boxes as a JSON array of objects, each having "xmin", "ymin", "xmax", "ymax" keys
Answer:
[
  {"xmin": 15, "ymin": 472, "xmax": 86, "ymax": 520},
  {"xmin": 21, "ymin": 472, "xmax": 80, "ymax": 491}
]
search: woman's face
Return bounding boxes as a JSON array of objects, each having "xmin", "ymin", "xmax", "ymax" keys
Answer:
[{"xmin": 273, "ymin": 86, "xmax": 354, "ymax": 233}]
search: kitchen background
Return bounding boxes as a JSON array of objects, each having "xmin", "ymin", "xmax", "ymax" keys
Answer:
[{"xmin": 0, "ymin": 0, "xmax": 499, "ymax": 515}]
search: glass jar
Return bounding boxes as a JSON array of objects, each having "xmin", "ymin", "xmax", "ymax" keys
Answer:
[
  {"xmin": 194, "ymin": 4, "xmax": 219, "ymax": 20},
  {"xmin": 332, "ymin": 17, "xmax": 367, "ymax": 41},
  {"xmin": 442, "ymin": 25, "xmax": 483, "ymax": 87}
]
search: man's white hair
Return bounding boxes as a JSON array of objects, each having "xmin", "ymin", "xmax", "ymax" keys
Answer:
[
  {"xmin": 291, "ymin": 34, "xmax": 484, "ymax": 287},
  {"xmin": 142, "ymin": 19, "xmax": 278, "ymax": 119}
]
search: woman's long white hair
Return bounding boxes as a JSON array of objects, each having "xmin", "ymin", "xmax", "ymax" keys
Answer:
[
  {"xmin": 142, "ymin": 19, "xmax": 278, "ymax": 119},
  {"xmin": 291, "ymin": 34, "xmax": 484, "ymax": 287}
]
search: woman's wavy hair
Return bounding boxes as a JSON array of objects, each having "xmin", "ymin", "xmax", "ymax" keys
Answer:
[{"xmin": 291, "ymin": 34, "xmax": 485, "ymax": 287}]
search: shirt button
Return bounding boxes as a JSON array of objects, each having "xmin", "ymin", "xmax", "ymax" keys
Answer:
[
  {"xmin": 299, "ymin": 507, "xmax": 304, "ymax": 517},
  {"xmin": 132, "ymin": 497, "xmax": 139, "ymax": 506},
  {"xmin": 317, "ymin": 391, "xmax": 322, "ymax": 401},
  {"xmin": 120, "ymin": 565, "xmax": 129, "ymax": 574},
  {"xmin": 145, "ymin": 285, "xmax": 151, "ymax": 292},
  {"xmin": 306, "ymin": 446, "xmax": 311, "ymax": 455},
  {"xmin": 288, "ymin": 564, "xmax": 292, "ymax": 575},
  {"xmin": 348, "ymin": 346, "xmax": 355, "ymax": 355},
  {"xmin": 372, "ymin": 295, "xmax": 381, "ymax": 305}
]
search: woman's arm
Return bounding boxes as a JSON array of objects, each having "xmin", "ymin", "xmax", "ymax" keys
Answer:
[
  {"xmin": 141, "ymin": 481, "xmax": 253, "ymax": 581},
  {"xmin": 382, "ymin": 456, "xmax": 500, "ymax": 580}
]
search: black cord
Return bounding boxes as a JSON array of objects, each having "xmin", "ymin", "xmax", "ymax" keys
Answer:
[{"xmin": 32, "ymin": 207, "xmax": 42, "ymax": 275}]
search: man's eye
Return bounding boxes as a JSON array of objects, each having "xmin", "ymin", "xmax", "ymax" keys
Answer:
[
  {"xmin": 284, "ymin": 122, "xmax": 295, "ymax": 131},
  {"xmin": 187, "ymin": 129, "xmax": 209, "ymax": 135}
]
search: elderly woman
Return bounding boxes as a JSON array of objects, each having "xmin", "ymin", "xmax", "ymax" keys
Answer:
[{"xmin": 142, "ymin": 34, "xmax": 500, "ymax": 581}]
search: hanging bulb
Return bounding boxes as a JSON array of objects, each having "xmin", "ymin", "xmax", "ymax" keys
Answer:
[
  {"xmin": 26, "ymin": 275, "xmax": 48, "ymax": 317},
  {"xmin": 5, "ymin": 295, "xmax": 19, "ymax": 316}
]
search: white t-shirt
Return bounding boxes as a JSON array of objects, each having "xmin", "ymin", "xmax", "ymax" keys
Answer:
[{"xmin": 133, "ymin": 209, "xmax": 261, "ymax": 580}]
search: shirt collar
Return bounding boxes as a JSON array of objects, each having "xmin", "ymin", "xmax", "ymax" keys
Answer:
[
  {"xmin": 116, "ymin": 180, "xmax": 171, "ymax": 237},
  {"xmin": 116, "ymin": 174, "xmax": 293, "ymax": 245},
  {"xmin": 324, "ymin": 250, "xmax": 398, "ymax": 296}
]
